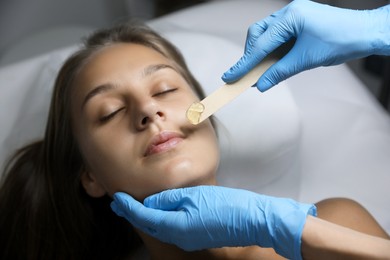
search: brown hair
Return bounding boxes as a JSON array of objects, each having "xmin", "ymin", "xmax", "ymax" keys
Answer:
[{"xmin": 0, "ymin": 22, "xmax": 208, "ymax": 260}]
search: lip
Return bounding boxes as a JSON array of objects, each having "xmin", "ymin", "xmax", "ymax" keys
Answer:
[{"xmin": 144, "ymin": 131, "xmax": 184, "ymax": 156}]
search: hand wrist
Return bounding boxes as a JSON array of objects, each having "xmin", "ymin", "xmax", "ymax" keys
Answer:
[{"xmin": 301, "ymin": 216, "xmax": 390, "ymax": 260}]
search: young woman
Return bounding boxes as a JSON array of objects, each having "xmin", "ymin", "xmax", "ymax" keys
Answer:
[{"xmin": 0, "ymin": 22, "xmax": 388, "ymax": 260}]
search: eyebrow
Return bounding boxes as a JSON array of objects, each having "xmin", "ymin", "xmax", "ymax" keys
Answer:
[
  {"xmin": 81, "ymin": 63, "xmax": 176, "ymax": 109},
  {"xmin": 82, "ymin": 83, "xmax": 117, "ymax": 109},
  {"xmin": 142, "ymin": 63, "xmax": 175, "ymax": 77}
]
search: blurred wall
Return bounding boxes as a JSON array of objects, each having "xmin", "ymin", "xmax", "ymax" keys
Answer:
[{"xmin": 0, "ymin": 0, "xmax": 131, "ymax": 65}]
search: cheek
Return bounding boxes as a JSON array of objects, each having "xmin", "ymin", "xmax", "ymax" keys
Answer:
[
  {"xmin": 169, "ymin": 123, "xmax": 220, "ymax": 185},
  {"xmin": 78, "ymin": 133, "xmax": 167, "ymax": 200},
  {"xmin": 169, "ymin": 94, "xmax": 199, "ymax": 124},
  {"xmin": 193, "ymin": 123, "xmax": 220, "ymax": 173},
  {"xmin": 78, "ymin": 132, "xmax": 137, "ymax": 190}
]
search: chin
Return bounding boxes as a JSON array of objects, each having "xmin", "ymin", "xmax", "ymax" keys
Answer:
[{"xmin": 161, "ymin": 160, "xmax": 216, "ymax": 188}]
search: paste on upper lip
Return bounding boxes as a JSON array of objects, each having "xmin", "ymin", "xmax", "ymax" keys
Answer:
[{"xmin": 186, "ymin": 102, "xmax": 205, "ymax": 125}]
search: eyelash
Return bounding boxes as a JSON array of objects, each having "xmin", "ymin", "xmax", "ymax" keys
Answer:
[
  {"xmin": 153, "ymin": 88, "xmax": 178, "ymax": 97},
  {"xmin": 100, "ymin": 108, "xmax": 125, "ymax": 123},
  {"xmin": 99, "ymin": 88, "xmax": 178, "ymax": 123}
]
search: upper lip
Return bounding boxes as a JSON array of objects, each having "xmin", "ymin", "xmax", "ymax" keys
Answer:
[{"xmin": 144, "ymin": 131, "xmax": 183, "ymax": 156}]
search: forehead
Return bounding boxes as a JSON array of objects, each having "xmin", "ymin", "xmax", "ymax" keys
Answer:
[{"xmin": 76, "ymin": 43, "xmax": 172, "ymax": 86}]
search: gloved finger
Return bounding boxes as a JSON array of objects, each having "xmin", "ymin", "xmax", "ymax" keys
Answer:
[
  {"xmin": 244, "ymin": 5, "xmax": 290, "ymax": 56},
  {"xmin": 256, "ymin": 44, "xmax": 303, "ymax": 91},
  {"xmin": 248, "ymin": 12, "xmax": 296, "ymax": 61},
  {"xmin": 222, "ymin": 19, "xmax": 271, "ymax": 83},
  {"xmin": 243, "ymin": 19, "xmax": 268, "ymax": 54},
  {"xmin": 222, "ymin": 36, "xmax": 282, "ymax": 84},
  {"xmin": 112, "ymin": 192, "xmax": 192, "ymax": 246},
  {"xmin": 222, "ymin": 17, "xmax": 293, "ymax": 83},
  {"xmin": 222, "ymin": 30, "xmax": 271, "ymax": 83},
  {"xmin": 111, "ymin": 192, "xmax": 163, "ymax": 234},
  {"xmin": 144, "ymin": 188, "xmax": 190, "ymax": 211}
]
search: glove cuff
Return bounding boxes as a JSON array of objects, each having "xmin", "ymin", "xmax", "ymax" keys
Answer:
[
  {"xmin": 369, "ymin": 5, "xmax": 390, "ymax": 56},
  {"xmin": 267, "ymin": 199, "xmax": 317, "ymax": 260}
]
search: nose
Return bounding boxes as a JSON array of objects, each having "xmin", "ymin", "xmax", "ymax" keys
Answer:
[{"xmin": 134, "ymin": 100, "xmax": 165, "ymax": 130}]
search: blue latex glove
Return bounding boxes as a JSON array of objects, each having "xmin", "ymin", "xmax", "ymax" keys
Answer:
[
  {"xmin": 222, "ymin": 0, "xmax": 390, "ymax": 92},
  {"xmin": 111, "ymin": 186, "xmax": 317, "ymax": 260}
]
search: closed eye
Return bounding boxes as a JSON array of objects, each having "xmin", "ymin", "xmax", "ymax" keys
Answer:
[
  {"xmin": 153, "ymin": 88, "xmax": 178, "ymax": 97},
  {"xmin": 99, "ymin": 107, "xmax": 125, "ymax": 123}
]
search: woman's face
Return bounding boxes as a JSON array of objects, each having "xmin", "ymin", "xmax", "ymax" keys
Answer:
[{"xmin": 71, "ymin": 43, "xmax": 219, "ymax": 201}]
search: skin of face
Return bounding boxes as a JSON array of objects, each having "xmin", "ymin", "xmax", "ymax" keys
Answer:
[{"xmin": 71, "ymin": 43, "xmax": 220, "ymax": 201}]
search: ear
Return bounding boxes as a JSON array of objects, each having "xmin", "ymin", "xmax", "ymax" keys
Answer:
[{"xmin": 80, "ymin": 170, "xmax": 106, "ymax": 198}]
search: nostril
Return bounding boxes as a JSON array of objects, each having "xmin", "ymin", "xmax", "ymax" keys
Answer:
[
  {"xmin": 140, "ymin": 111, "xmax": 163, "ymax": 126},
  {"xmin": 141, "ymin": 117, "xmax": 148, "ymax": 125}
]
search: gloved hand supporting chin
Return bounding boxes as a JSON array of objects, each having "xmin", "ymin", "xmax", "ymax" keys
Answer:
[
  {"xmin": 222, "ymin": 0, "xmax": 390, "ymax": 92},
  {"xmin": 111, "ymin": 186, "xmax": 317, "ymax": 260}
]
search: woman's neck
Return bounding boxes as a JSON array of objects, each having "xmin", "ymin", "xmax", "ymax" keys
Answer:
[{"xmin": 136, "ymin": 230, "xmax": 283, "ymax": 259}]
